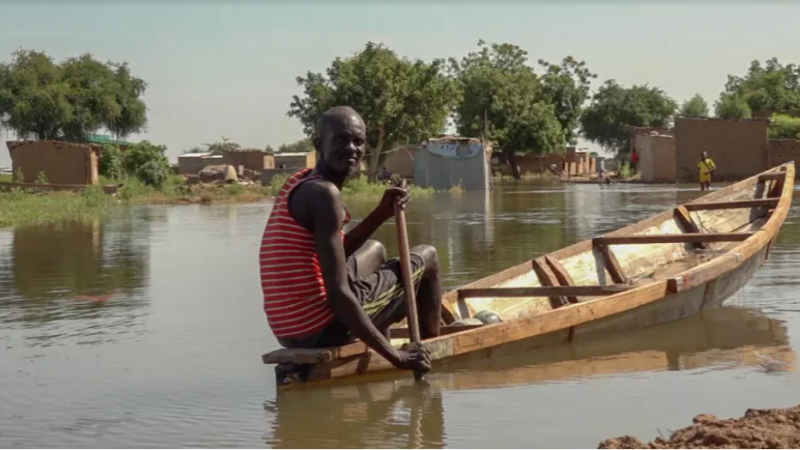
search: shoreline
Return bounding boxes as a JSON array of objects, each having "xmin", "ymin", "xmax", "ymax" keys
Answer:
[
  {"xmin": 598, "ymin": 403, "xmax": 800, "ymax": 449},
  {"xmin": 0, "ymin": 179, "xmax": 437, "ymax": 228}
]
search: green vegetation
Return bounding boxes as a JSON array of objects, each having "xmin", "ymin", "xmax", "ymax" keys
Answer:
[
  {"xmin": 288, "ymin": 42, "xmax": 459, "ymax": 181},
  {"xmin": 0, "ymin": 186, "xmax": 114, "ymax": 228},
  {"xmin": 679, "ymin": 94, "xmax": 710, "ymax": 118},
  {"xmin": 768, "ymin": 114, "xmax": 800, "ymax": 139},
  {"xmin": 580, "ymin": 80, "xmax": 677, "ymax": 158},
  {"xmin": 264, "ymin": 172, "xmax": 434, "ymax": 199},
  {"xmin": 0, "ymin": 49, "xmax": 147, "ymax": 140},
  {"xmin": 0, "ymin": 171, "xmax": 437, "ymax": 229},
  {"xmin": 449, "ymin": 41, "xmax": 589, "ymax": 179},
  {"xmin": 715, "ymin": 58, "xmax": 800, "ymax": 119},
  {"xmin": 276, "ymin": 138, "xmax": 314, "ymax": 154}
]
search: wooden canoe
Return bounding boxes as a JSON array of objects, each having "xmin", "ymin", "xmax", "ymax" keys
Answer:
[{"xmin": 263, "ymin": 162, "xmax": 795, "ymax": 388}]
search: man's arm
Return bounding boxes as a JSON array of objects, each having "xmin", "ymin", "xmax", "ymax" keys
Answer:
[
  {"xmin": 343, "ymin": 183, "xmax": 410, "ymax": 257},
  {"xmin": 343, "ymin": 211, "xmax": 385, "ymax": 258},
  {"xmin": 296, "ymin": 182, "xmax": 402, "ymax": 365}
]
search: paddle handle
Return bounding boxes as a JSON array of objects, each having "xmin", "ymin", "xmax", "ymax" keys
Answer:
[{"xmin": 394, "ymin": 199, "xmax": 423, "ymax": 381}]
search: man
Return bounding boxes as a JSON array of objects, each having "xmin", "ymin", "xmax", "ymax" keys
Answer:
[
  {"xmin": 696, "ymin": 151, "xmax": 717, "ymax": 191},
  {"xmin": 259, "ymin": 106, "xmax": 440, "ymax": 375}
]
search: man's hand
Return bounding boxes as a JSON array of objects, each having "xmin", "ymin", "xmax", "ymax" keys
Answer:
[
  {"xmin": 392, "ymin": 342, "xmax": 431, "ymax": 373},
  {"xmin": 374, "ymin": 179, "xmax": 411, "ymax": 222}
]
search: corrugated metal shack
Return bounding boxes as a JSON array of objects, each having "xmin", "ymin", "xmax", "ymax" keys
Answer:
[{"xmin": 413, "ymin": 136, "xmax": 491, "ymax": 191}]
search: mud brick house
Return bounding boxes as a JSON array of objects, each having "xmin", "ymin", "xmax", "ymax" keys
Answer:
[{"xmin": 6, "ymin": 140, "xmax": 100, "ymax": 185}]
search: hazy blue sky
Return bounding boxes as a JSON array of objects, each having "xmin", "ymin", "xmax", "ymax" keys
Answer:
[{"xmin": 1, "ymin": 1, "xmax": 798, "ymax": 165}]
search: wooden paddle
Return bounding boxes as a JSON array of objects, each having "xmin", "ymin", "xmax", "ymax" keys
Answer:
[{"xmin": 393, "ymin": 180, "xmax": 425, "ymax": 382}]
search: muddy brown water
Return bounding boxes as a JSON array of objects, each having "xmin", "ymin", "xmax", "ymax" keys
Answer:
[{"xmin": 1, "ymin": 180, "xmax": 800, "ymax": 448}]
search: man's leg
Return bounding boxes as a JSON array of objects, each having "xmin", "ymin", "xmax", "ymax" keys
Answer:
[
  {"xmin": 350, "ymin": 239, "xmax": 387, "ymax": 279},
  {"xmin": 351, "ymin": 245, "xmax": 443, "ymax": 340}
]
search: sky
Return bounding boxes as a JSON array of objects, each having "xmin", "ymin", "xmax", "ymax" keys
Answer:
[{"xmin": 1, "ymin": 0, "xmax": 799, "ymax": 166}]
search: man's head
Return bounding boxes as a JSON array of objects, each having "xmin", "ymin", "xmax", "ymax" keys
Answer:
[
  {"xmin": 314, "ymin": 106, "xmax": 367, "ymax": 178},
  {"xmin": 701, "ymin": 151, "xmax": 708, "ymax": 159}
]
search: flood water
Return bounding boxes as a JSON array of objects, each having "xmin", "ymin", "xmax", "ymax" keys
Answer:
[{"xmin": 1, "ymin": 180, "xmax": 800, "ymax": 448}]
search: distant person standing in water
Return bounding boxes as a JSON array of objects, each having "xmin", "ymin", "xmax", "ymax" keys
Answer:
[{"xmin": 697, "ymin": 151, "xmax": 717, "ymax": 191}]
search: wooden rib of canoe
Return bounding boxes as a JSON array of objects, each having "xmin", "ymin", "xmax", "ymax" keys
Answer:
[{"xmin": 263, "ymin": 162, "xmax": 795, "ymax": 388}]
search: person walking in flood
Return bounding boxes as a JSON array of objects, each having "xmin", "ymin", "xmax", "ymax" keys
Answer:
[
  {"xmin": 697, "ymin": 151, "xmax": 717, "ymax": 191},
  {"xmin": 259, "ymin": 105, "xmax": 441, "ymax": 375}
]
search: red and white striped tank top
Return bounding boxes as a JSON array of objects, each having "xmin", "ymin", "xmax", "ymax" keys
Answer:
[{"xmin": 259, "ymin": 168, "xmax": 351, "ymax": 339}]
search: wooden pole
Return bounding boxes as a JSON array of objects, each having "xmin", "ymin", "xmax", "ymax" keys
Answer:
[{"xmin": 394, "ymin": 185, "xmax": 424, "ymax": 382}]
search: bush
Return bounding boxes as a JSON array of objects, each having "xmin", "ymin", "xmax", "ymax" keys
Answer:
[
  {"xmin": 135, "ymin": 160, "xmax": 171, "ymax": 188},
  {"xmin": 769, "ymin": 114, "xmax": 800, "ymax": 140},
  {"xmin": 123, "ymin": 141, "xmax": 172, "ymax": 187},
  {"xmin": 99, "ymin": 144, "xmax": 125, "ymax": 179}
]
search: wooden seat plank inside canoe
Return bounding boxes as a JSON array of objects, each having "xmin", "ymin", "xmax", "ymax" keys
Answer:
[
  {"xmin": 593, "ymin": 232, "xmax": 754, "ymax": 246},
  {"xmin": 683, "ymin": 198, "xmax": 779, "ymax": 211}
]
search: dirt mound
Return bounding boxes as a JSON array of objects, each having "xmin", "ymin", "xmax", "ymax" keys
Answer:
[{"xmin": 598, "ymin": 405, "xmax": 800, "ymax": 449}]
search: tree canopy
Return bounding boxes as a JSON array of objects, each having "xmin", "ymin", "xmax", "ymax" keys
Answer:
[
  {"xmin": 287, "ymin": 42, "xmax": 458, "ymax": 180},
  {"xmin": 715, "ymin": 58, "xmax": 800, "ymax": 119},
  {"xmin": 203, "ymin": 136, "xmax": 240, "ymax": 155},
  {"xmin": 679, "ymin": 94, "xmax": 709, "ymax": 118},
  {"xmin": 0, "ymin": 49, "xmax": 148, "ymax": 141},
  {"xmin": 449, "ymin": 40, "xmax": 567, "ymax": 178},
  {"xmin": 277, "ymin": 137, "xmax": 313, "ymax": 153},
  {"xmin": 580, "ymin": 80, "xmax": 677, "ymax": 158},
  {"xmin": 536, "ymin": 56, "xmax": 597, "ymax": 143}
]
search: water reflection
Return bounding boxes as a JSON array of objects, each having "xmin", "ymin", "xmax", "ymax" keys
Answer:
[
  {"xmin": 264, "ymin": 305, "xmax": 793, "ymax": 448},
  {"xmin": 0, "ymin": 209, "xmax": 155, "ymax": 347},
  {"xmin": 266, "ymin": 381, "xmax": 445, "ymax": 449}
]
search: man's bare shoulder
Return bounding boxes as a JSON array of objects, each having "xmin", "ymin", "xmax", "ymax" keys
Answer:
[{"xmin": 292, "ymin": 177, "xmax": 341, "ymax": 204}]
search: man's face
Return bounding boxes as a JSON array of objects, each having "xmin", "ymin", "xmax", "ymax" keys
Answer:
[{"xmin": 318, "ymin": 115, "xmax": 366, "ymax": 177}]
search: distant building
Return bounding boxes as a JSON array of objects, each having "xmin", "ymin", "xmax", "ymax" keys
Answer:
[
  {"xmin": 275, "ymin": 151, "xmax": 316, "ymax": 169},
  {"xmin": 413, "ymin": 136, "xmax": 491, "ymax": 191},
  {"xmin": 6, "ymin": 140, "xmax": 101, "ymax": 185},
  {"xmin": 178, "ymin": 152, "xmax": 220, "ymax": 175}
]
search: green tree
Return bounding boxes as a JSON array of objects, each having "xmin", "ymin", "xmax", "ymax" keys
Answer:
[
  {"xmin": 450, "ymin": 40, "xmax": 564, "ymax": 179},
  {"xmin": 580, "ymin": 80, "xmax": 677, "ymax": 158},
  {"xmin": 717, "ymin": 58, "xmax": 800, "ymax": 117},
  {"xmin": 265, "ymin": 144, "xmax": 275, "ymax": 153},
  {"xmin": 536, "ymin": 56, "xmax": 597, "ymax": 143},
  {"xmin": 288, "ymin": 42, "xmax": 459, "ymax": 181},
  {"xmin": 714, "ymin": 93, "xmax": 753, "ymax": 119},
  {"xmin": 679, "ymin": 93, "xmax": 709, "ymax": 117},
  {"xmin": 277, "ymin": 137, "xmax": 314, "ymax": 153},
  {"xmin": 0, "ymin": 49, "xmax": 147, "ymax": 140}
]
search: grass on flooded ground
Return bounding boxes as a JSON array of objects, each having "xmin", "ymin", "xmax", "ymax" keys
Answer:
[{"xmin": 0, "ymin": 172, "xmax": 440, "ymax": 228}]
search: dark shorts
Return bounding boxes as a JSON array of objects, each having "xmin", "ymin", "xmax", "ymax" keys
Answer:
[{"xmin": 277, "ymin": 253, "xmax": 426, "ymax": 348}]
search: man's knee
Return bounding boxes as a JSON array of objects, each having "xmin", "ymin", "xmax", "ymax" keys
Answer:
[
  {"xmin": 411, "ymin": 244, "xmax": 439, "ymax": 274},
  {"xmin": 361, "ymin": 239, "xmax": 387, "ymax": 263},
  {"xmin": 353, "ymin": 240, "xmax": 387, "ymax": 278}
]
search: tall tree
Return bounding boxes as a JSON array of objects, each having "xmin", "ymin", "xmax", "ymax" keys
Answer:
[
  {"xmin": 679, "ymin": 93, "xmax": 710, "ymax": 117},
  {"xmin": 0, "ymin": 49, "xmax": 147, "ymax": 140},
  {"xmin": 450, "ymin": 40, "xmax": 565, "ymax": 179},
  {"xmin": 716, "ymin": 58, "xmax": 800, "ymax": 117},
  {"xmin": 580, "ymin": 80, "xmax": 677, "ymax": 158},
  {"xmin": 536, "ymin": 56, "xmax": 597, "ymax": 143},
  {"xmin": 714, "ymin": 93, "xmax": 752, "ymax": 119},
  {"xmin": 288, "ymin": 42, "xmax": 458, "ymax": 181}
]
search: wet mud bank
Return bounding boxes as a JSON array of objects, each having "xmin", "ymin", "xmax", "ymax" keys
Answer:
[{"xmin": 599, "ymin": 404, "xmax": 800, "ymax": 449}]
